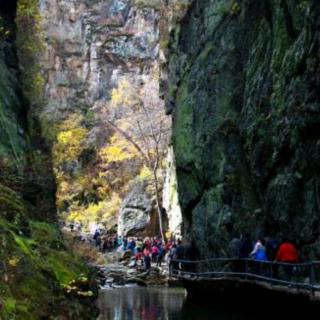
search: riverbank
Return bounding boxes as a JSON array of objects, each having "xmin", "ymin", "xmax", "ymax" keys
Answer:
[
  {"xmin": 0, "ymin": 221, "xmax": 99, "ymax": 319},
  {"xmin": 63, "ymin": 229, "xmax": 172, "ymax": 288},
  {"xmin": 65, "ymin": 230, "xmax": 320, "ymax": 319},
  {"xmin": 98, "ymin": 255, "xmax": 169, "ymax": 288}
]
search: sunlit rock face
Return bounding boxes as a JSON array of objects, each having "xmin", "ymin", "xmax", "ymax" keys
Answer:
[
  {"xmin": 41, "ymin": 0, "xmax": 159, "ymax": 120},
  {"xmin": 162, "ymin": 146, "xmax": 182, "ymax": 238},
  {"xmin": 118, "ymin": 179, "xmax": 158, "ymax": 237},
  {"xmin": 39, "ymin": 0, "xmax": 179, "ymax": 236},
  {"xmin": 168, "ymin": 0, "xmax": 320, "ymax": 258}
]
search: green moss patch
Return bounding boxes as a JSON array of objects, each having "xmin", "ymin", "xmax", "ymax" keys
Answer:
[
  {"xmin": 134, "ymin": 0, "xmax": 161, "ymax": 10},
  {"xmin": 0, "ymin": 220, "xmax": 97, "ymax": 319}
]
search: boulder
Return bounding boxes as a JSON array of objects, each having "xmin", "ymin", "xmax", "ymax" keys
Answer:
[
  {"xmin": 118, "ymin": 179, "xmax": 158, "ymax": 237},
  {"xmin": 106, "ymin": 277, "xmax": 114, "ymax": 284},
  {"xmin": 127, "ymin": 277, "xmax": 147, "ymax": 287},
  {"xmin": 128, "ymin": 259, "xmax": 137, "ymax": 268}
]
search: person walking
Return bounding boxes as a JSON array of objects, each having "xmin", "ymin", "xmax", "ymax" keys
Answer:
[
  {"xmin": 93, "ymin": 229, "xmax": 101, "ymax": 250},
  {"xmin": 239, "ymin": 233, "xmax": 253, "ymax": 273},
  {"xmin": 239, "ymin": 233, "xmax": 253, "ymax": 259},
  {"xmin": 250, "ymin": 237, "xmax": 268, "ymax": 275},
  {"xmin": 143, "ymin": 247, "xmax": 151, "ymax": 270},
  {"xmin": 156, "ymin": 245, "xmax": 166, "ymax": 267},
  {"xmin": 228, "ymin": 234, "xmax": 241, "ymax": 273},
  {"xmin": 251, "ymin": 237, "xmax": 267, "ymax": 261},
  {"xmin": 275, "ymin": 238, "xmax": 299, "ymax": 281}
]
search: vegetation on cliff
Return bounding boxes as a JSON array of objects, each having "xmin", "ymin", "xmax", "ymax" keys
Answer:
[
  {"xmin": 38, "ymin": 0, "xmax": 170, "ymax": 235},
  {"xmin": 0, "ymin": 220, "xmax": 97, "ymax": 319},
  {"xmin": 52, "ymin": 66, "xmax": 170, "ymax": 235},
  {"xmin": 0, "ymin": 1, "xmax": 97, "ymax": 318},
  {"xmin": 167, "ymin": 0, "xmax": 320, "ymax": 258}
]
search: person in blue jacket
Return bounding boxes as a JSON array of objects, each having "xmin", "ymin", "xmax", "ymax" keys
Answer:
[{"xmin": 250, "ymin": 237, "xmax": 268, "ymax": 275}]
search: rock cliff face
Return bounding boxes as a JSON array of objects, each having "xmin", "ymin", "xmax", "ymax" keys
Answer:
[
  {"xmin": 162, "ymin": 146, "xmax": 182, "ymax": 237},
  {"xmin": 0, "ymin": 0, "xmax": 56, "ymax": 222},
  {"xmin": 118, "ymin": 179, "xmax": 157, "ymax": 237},
  {"xmin": 40, "ymin": 0, "xmax": 169, "ymax": 233},
  {"xmin": 168, "ymin": 0, "xmax": 320, "ymax": 257},
  {"xmin": 41, "ymin": 0, "xmax": 159, "ymax": 120},
  {"xmin": 0, "ymin": 2, "xmax": 97, "ymax": 318}
]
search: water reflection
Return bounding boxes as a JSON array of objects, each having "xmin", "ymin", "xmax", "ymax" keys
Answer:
[{"xmin": 97, "ymin": 287, "xmax": 254, "ymax": 320}]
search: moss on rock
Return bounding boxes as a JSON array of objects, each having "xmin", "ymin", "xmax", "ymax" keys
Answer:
[
  {"xmin": 0, "ymin": 220, "xmax": 98, "ymax": 320},
  {"xmin": 169, "ymin": 0, "xmax": 320, "ymax": 257},
  {"xmin": 0, "ymin": 2, "xmax": 97, "ymax": 319}
]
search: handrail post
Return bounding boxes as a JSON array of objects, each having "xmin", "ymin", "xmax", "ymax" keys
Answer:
[
  {"xmin": 309, "ymin": 262, "xmax": 315, "ymax": 295},
  {"xmin": 245, "ymin": 259, "xmax": 248, "ymax": 279},
  {"xmin": 270, "ymin": 262, "xmax": 273, "ymax": 281}
]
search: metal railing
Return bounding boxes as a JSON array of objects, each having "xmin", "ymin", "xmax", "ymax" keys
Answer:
[{"xmin": 169, "ymin": 258, "xmax": 320, "ymax": 294}]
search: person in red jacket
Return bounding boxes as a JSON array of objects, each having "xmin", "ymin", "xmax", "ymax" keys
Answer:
[{"xmin": 275, "ymin": 239, "xmax": 299, "ymax": 281}]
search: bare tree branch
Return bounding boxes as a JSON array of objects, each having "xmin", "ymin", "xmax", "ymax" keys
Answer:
[{"xmin": 106, "ymin": 119, "xmax": 150, "ymax": 164}]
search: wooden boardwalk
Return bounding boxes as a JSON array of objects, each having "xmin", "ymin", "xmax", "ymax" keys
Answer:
[{"xmin": 169, "ymin": 258, "xmax": 320, "ymax": 295}]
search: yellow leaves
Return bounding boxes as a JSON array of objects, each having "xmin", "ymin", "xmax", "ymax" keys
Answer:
[
  {"xmin": 102, "ymin": 145, "xmax": 126, "ymax": 161},
  {"xmin": 53, "ymin": 114, "xmax": 88, "ymax": 165},
  {"xmin": 100, "ymin": 145, "xmax": 131, "ymax": 162},
  {"xmin": 62, "ymin": 276, "xmax": 93, "ymax": 297},
  {"xmin": 111, "ymin": 78, "xmax": 132, "ymax": 105},
  {"xmin": 76, "ymin": 290, "xmax": 94, "ymax": 297},
  {"xmin": 8, "ymin": 256, "xmax": 20, "ymax": 268},
  {"xmin": 99, "ymin": 133, "xmax": 138, "ymax": 163},
  {"xmin": 57, "ymin": 128, "xmax": 87, "ymax": 145},
  {"xmin": 52, "ymin": 114, "xmax": 90, "ymax": 210},
  {"xmin": 59, "ymin": 181, "xmax": 71, "ymax": 195},
  {"xmin": 68, "ymin": 209, "xmax": 83, "ymax": 223},
  {"xmin": 54, "ymin": 127, "xmax": 87, "ymax": 164},
  {"xmin": 104, "ymin": 193, "xmax": 121, "ymax": 219},
  {"xmin": 139, "ymin": 166, "xmax": 152, "ymax": 179},
  {"xmin": 59, "ymin": 113, "xmax": 84, "ymax": 131},
  {"xmin": 67, "ymin": 193, "xmax": 121, "ymax": 227},
  {"xmin": 56, "ymin": 173, "xmax": 102, "ymax": 210},
  {"xmin": 84, "ymin": 202, "xmax": 105, "ymax": 218},
  {"xmin": 165, "ymin": 231, "xmax": 173, "ymax": 239},
  {"xmin": 56, "ymin": 179, "xmax": 73, "ymax": 209}
]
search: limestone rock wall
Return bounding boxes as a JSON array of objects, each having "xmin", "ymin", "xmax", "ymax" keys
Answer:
[
  {"xmin": 0, "ymin": 1, "xmax": 96, "ymax": 318},
  {"xmin": 41, "ymin": 0, "xmax": 159, "ymax": 121},
  {"xmin": 40, "ymin": 0, "xmax": 178, "ymax": 237},
  {"xmin": 162, "ymin": 146, "xmax": 182, "ymax": 237},
  {"xmin": 118, "ymin": 179, "xmax": 158, "ymax": 237}
]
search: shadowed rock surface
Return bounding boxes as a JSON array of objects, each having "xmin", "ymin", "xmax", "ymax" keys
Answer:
[{"xmin": 167, "ymin": 0, "xmax": 320, "ymax": 257}]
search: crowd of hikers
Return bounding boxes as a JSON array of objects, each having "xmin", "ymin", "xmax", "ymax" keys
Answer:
[
  {"xmin": 90, "ymin": 228, "xmax": 202, "ymax": 273},
  {"xmin": 229, "ymin": 233, "xmax": 298, "ymax": 263},
  {"xmin": 76, "ymin": 225, "xmax": 301, "ymax": 281},
  {"xmin": 228, "ymin": 233, "xmax": 299, "ymax": 280}
]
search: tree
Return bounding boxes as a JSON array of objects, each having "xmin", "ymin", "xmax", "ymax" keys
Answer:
[{"xmin": 101, "ymin": 67, "xmax": 171, "ymax": 241}]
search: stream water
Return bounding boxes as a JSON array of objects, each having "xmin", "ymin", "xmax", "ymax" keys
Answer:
[{"xmin": 97, "ymin": 286, "xmax": 255, "ymax": 320}]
